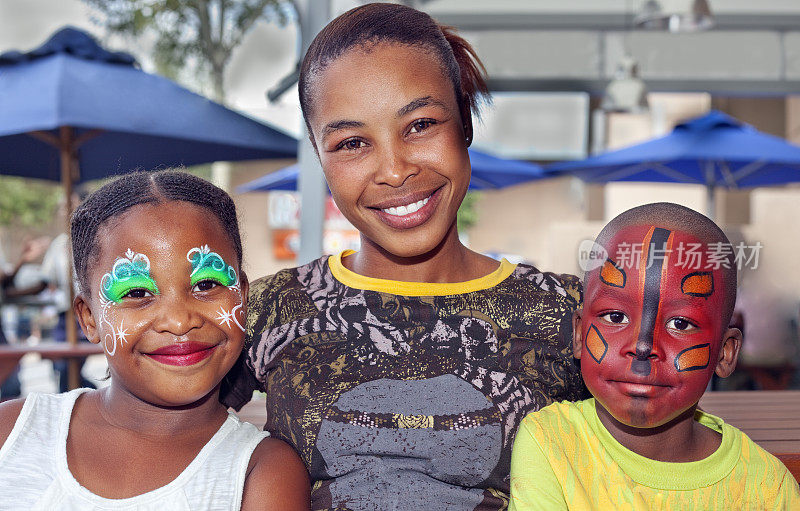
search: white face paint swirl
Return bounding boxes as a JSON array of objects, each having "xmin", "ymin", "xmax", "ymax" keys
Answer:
[
  {"xmin": 97, "ymin": 248, "xmax": 156, "ymax": 356},
  {"xmin": 187, "ymin": 245, "xmax": 244, "ymax": 332}
]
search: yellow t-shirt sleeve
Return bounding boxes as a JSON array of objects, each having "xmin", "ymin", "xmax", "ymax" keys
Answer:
[
  {"xmin": 776, "ymin": 470, "xmax": 800, "ymax": 509},
  {"xmin": 509, "ymin": 416, "xmax": 568, "ymax": 511}
]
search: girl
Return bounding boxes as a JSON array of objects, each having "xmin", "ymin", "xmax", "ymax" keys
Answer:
[
  {"xmin": 224, "ymin": 4, "xmax": 586, "ymax": 510},
  {"xmin": 0, "ymin": 171, "xmax": 309, "ymax": 510}
]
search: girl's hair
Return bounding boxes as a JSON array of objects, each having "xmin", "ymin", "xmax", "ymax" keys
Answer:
[
  {"xmin": 70, "ymin": 170, "xmax": 242, "ymax": 295},
  {"xmin": 298, "ymin": 2, "xmax": 490, "ymax": 139}
]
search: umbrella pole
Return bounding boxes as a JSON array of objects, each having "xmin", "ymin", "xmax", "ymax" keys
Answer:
[
  {"xmin": 705, "ymin": 161, "xmax": 716, "ymax": 221},
  {"xmin": 59, "ymin": 126, "xmax": 80, "ymax": 390}
]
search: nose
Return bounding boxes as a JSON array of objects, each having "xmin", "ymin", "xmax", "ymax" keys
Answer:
[
  {"xmin": 623, "ymin": 320, "xmax": 663, "ymax": 376},
  {"xmin": 152, "ymin": 290, "xmax": 203, "ymax": 336},
  {"xmin": 373, "ymin": 140, "xmax": 419, "ymax": 187}
]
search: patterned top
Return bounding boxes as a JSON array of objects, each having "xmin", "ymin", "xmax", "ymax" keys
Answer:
[
  {"xmin": 227, "ymin": 251, "xmax": 586, "ymax": 511},
  {"xmin": 509, "ymin": 399, "xmax": 800, "ymax": 510}
]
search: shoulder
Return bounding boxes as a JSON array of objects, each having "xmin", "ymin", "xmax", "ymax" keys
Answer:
[
  {"xmin": 520, "ymin": 400, "xmax": 587, "ymax": 435},
  {"xmin": 242, "ymin": 437, "xmax": 309, "ymax": 511},
  {"xmin": 248, "ymin": 267, "xmax": 302, "ymax": 302},
  {"xmin": 0, "ymin": 397, "xmax": 27, "ymax": 447},
  {"xmin": 509, "ymin": 264, "xmax": 583, "ymax": 307}
]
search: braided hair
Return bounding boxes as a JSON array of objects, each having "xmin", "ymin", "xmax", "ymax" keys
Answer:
[
  {"xmin": 70, "ymin": 170, "xmax": 242, "ymax": 296},
  {"xmin": 298, "ymin": 2, "xmax": 490, "ymax": 145}
]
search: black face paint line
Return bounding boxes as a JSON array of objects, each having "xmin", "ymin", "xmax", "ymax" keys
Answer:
[{"xmin": 632, "ymin": 227, "xmax": 672, "ymax": 376}]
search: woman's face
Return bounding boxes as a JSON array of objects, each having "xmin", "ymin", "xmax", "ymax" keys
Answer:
[{"xmin": 308, "ymin": 43, "xmax": 471, "ymax": 258}]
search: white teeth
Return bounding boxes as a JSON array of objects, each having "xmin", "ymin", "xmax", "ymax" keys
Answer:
[{"xmin": 381, "ymin": 196, "xmax": 430, "ymax": 216}]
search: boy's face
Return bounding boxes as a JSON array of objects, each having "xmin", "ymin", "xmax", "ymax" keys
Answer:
[{"xmin": 576, "ymin": 224, "xmax": 738, "ymax": 428}]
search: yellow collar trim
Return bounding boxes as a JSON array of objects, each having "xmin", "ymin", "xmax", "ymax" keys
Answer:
[{"xmin": 328, "ymin": 250, "xmax": 517, "ymax": 296}]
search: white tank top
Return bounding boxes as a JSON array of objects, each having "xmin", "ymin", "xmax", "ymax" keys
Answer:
[{"xmin": 0, "ymin": 388, "xmax": 269, "ymax": 510}]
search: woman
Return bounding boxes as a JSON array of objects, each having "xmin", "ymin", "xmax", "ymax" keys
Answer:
[{"xmin": 225, "ymin": 4, "xmax": 585, "ymax": 510}]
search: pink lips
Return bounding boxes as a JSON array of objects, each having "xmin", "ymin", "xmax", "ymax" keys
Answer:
[
  {"xmin": 372, "ymin": 187, "xmax": 442, "ymax": 230},
  {"xmin": 610, "ymin": 379, "xmax": 671, "ymax": 397},
  {"xmin": 145, "ymin": 342, "xmax": 217, "ymax": 366}
]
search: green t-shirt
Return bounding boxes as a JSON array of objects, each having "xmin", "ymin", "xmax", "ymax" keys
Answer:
[{"xmin": 510, "ymin": 398, "xmax": 800, "ymax": 510}]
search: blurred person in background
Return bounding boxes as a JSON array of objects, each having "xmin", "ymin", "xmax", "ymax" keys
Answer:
[
  {"xmin": 40, "ymin": 192, "xmax": 96, "ymax": 392},
  {"xmin": 0, "ymin": 238, "xmax": 49, "ymax": 400}
]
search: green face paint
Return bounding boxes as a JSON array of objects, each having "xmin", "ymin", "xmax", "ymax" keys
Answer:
[
  {"xmin": 99, "ymin": 249, "xmax": 159, "ymax": 303},
  {"xmin": 187, "ymin": 245, "xmax": 238, "ymax": 288}
]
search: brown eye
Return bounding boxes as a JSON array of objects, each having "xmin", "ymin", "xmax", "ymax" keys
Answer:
[
  {"xmin": 600, "ymin": 311, "xmax": 629, "ymax": 324},
  {"xmin": 409, "ymin": 119, "xmax": 435, "ymax": 134},
  {"xmin": 337, "ymin": 138, "xmax": 366, "ymax": 151},
  {"xmin": 123, "ymin": 288, "xmax": 151, "ymax": 299},
  {"xmin": 667, "ymin": 318, "xmax": 697, "ymax": 332},
  {"xmin": 192, "ymin": 279, "xmax": 219, "ymax": 292}
]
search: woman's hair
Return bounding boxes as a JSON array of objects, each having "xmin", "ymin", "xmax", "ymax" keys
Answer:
[
  {"xmin": 298, "ymin": 2, "xmax": 490, "ymax": 139},
  {"xmin": 70, "ymin": 170, "xmax": 242, "ymax": 295}
]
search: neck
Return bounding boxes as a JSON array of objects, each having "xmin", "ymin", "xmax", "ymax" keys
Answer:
[
  {"xmin": 595, "ymin": 402, "xmax": 721, "ymax": 462},
  {"xmin": 347, "ymin": 222, "xmax": 497, "ymax": 283},
  {"xmin": 93, "ymin": 383, "xmax": 228, "ymax": 439}
]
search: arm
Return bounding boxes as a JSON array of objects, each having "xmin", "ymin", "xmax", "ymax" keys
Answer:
[
  {"xmin": 509, "ymin": 418, "xmax": 567, "ymax": 511},
  {"xmin": 1, "ymin": 238, "xmax": 49, "ymax": 287},
  {"xmin": 775, "ymin": 470, "xmax": 800, "ymax": 509},
  {"xmin": 241, "ymin": 437, "xmax": 310, "ymax": 511},
  {"xmin": 0, "ymin": 398, "xmax": 26, "ymax": 448}
]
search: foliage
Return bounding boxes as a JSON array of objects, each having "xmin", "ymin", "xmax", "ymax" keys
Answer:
[
  {"xmin": 457, "ymin": 191, "xmax": 480, "ymax": 232},
  {"xmin": 0, "ymin": 177, "xmax": 61, "ymax": 228},
  {"xmin": 83, "ymin": 0, "xmax": 291, "ymax": 102}
]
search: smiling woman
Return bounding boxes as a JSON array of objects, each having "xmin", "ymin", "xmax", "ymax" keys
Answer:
[{"xmin": 223, "ymin": 4, "xmax": 586, "ymax": 510}]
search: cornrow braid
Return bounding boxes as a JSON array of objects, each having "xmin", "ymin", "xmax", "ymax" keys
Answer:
[
  {"xmin": 70, "ymin": 170, "xmax": 242, "ymax": 296},
  {"xmin": 298, "ymin": 2, "xmax": 490, "ymax": 143}
]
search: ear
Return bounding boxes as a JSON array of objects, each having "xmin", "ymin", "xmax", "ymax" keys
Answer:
[
  {"xmin": 460, "ymin": 103, "xmax": 474, "ymax": 147},
  {"xmin": 572, "ymin": 309, "xmax": 584, "ymax": 359},
  {"xmin": 73, "ymin": 294, "xmax": 100, "ymax": 344},
  {"xmin": 714, "ymin": 327, "xmax": 742, "ymax": 378},
  {"xmin": 239, "ymin": 271, "xmax": 250, "ymax": 307}
]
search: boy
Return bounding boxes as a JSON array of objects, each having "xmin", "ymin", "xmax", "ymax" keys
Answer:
[{"xmin": 509, "ymin": 203, "xmax": 800, "ymax": 510}]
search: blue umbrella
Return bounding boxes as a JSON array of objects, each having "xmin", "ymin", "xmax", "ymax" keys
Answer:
[
  {"xmin": 237, "ymin": 148, "xmax": 545, "ymax": 193},
  {"xmin": 547, "ymin": 111, "xmax": 800, "ymax": 215},
  {"xmin": 0, "ymin": 27, "xmax": 297, "ymax": 184},
  {"xmin": 0, "ymin": 27, "xmax": 297, "ymax": 359}
]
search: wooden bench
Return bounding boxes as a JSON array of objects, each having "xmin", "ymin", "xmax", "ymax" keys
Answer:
[
  {"xmin": 700, "ymin": 390, "xmax": 800, "ymax": 482},
  {"xmin": 237, "ymin": 390, "xmax": 800, "ymax": 482},
  {"xmin": 0, "ymin": 342, "xmax": 104, "ymax": 389}
]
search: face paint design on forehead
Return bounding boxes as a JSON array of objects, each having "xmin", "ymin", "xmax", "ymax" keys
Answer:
[
  {"xmin": 97, "ymin": 248, "xmax": 158, "ymax": 356},
  {"xmin": 631, "ymin": 227, "xmax": 673, "ymax": 376},
  {"xmin": 187, "ymin": 245, "xmax": 244, "ymax": 332}
]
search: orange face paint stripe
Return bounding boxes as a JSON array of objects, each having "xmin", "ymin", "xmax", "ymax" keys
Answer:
[
  {"xmin": 585, "ymin": 324, "xmax": 609, "ymax": 364},
  {"xmin": 600, "ymin": 259, "xmax": 626, "ymax": 288},
  {"xmin": 681, "ymin": 271, "xmax": 714, "ymax": 298},
  {"xmin": 674, "ymin": 343, "xmax": 711, "ymax": 372}
]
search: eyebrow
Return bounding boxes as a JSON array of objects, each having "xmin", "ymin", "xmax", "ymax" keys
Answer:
[
  {"xmin": 321, "ymin": 96, "xmax": 449, "ymax": 140},
  {"xmin": 322, "ymin": 119, "xmax": 365, "ymax": 139},
  {"xmin": 396, "ymin": 96, "xmax": 449, "ymax": 117}
]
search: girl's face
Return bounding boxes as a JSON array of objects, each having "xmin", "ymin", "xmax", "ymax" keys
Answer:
[
  {"xmin": 308, "ymin": 42, "xmax": 471, "ymax": 258},
  {"xmin": 76, "ymin": 201, "xmax": 247, "ymax": 407}
]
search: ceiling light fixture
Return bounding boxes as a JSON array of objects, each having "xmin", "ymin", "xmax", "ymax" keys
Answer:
[{"xmin": 635, "ymin": 0, "xmax": 715, "ymax": 32}]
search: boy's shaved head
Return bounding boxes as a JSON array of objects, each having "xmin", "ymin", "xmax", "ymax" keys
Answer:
[{"xmin": 593, "ymin": 202, "xmax": 737, "ymax": 327}]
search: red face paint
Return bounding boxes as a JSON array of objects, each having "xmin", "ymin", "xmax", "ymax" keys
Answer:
[{"xmin": 581, "ymin": 225, "xmax": 728, "ymax": 428}]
